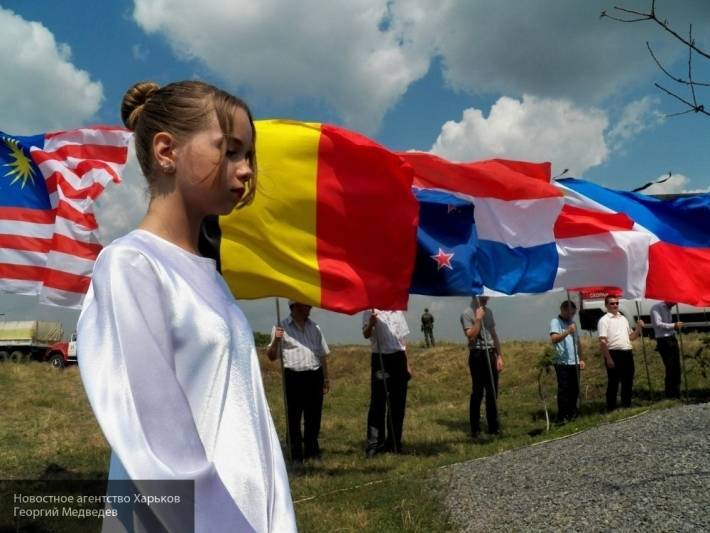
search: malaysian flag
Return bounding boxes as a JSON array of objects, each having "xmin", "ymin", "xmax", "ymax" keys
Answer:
[{"xmin": 0, "ymin": 127, "xmax": 131, "ymax": 308}]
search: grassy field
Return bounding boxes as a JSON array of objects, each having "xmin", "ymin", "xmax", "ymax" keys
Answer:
[{"xmin": 1, "ymin": 334, "xmax": 708, "ymax": 531}]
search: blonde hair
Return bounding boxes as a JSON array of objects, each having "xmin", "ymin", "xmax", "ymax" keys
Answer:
[{"xmin": 121, "ymin": 80, "xmax": 257, "ymax": 209}]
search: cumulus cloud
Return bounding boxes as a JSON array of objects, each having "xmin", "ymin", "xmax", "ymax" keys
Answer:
[
  {"xmin": 395, "ymin": 0, "xmax": 710, "ymax": 103},
  {"xmin": 95, "ymin": 144, "xmax": 149, "ymax": 244},
  {"xmin": 0, "ymin": 7, "xmax": 103, "ymax": 135},
  {"xmin": 431, "ymin": 94, "xmax": 609, "ymax": 176},
  {"xmin": 132, "ymin": 0, "xmax": 431, "ymax": 133},
  {"xmin": 429, "ymin": 94, "xmax": 666, "ymax": 176}
]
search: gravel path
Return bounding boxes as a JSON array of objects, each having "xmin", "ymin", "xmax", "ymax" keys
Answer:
[{"xmin": 438, "ymin": 403, "xmax": 710, "ymax": 532}]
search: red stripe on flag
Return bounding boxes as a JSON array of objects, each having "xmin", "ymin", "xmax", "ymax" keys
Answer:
[
  {"xmin": 56, "ymin": 201, "xmax": 98, "ymax": 230},
  {"xmin": 0, "ymin": 235, "xmax": 51, "ymax": 253},
  {"xmin": 554, "ymin": 205, "xmax": 635, "ymax": 239},
  {"xmin": 44, "ymin": 125, "xmax": 129, "ymax": 139},
  {"xmin": 0, "ymin": 263, "xmax": 90, "ymax": 293},
  {"xmin": 45, "ymin": 171, "xmax": 106, "ymax": 200},
  {"xmin": 0, "ymin": 207, "xmax": 55, "ymax": 224},
  {"xmin": 316, "ymin": 125, "xmax": 418, "ymax": 312},
  {"xmin": 645, "ymin": 242, "xmax": 710, "ymax": 307},
  {"xmin": 32, "ymin": 144, "xmax": 128, "ymax": 165},
  {"xmin": 52, "ymin": 233, "xmax": 101, "ymax": 260},
  {"xmin": 403, "ymin": 153, "xmax": 559, "ymax": 200},
  {"xmin": 74, "ymin": 159, "xmax": 121, "ymax": 183}
]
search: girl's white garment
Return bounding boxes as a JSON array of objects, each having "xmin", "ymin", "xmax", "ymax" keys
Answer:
[{"xmin": 78, "ymin": 229, "xmax": 296, "ymax": 532}]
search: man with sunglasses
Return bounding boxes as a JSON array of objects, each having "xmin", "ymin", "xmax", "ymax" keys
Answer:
[{"xmin": 598, "ymin": 295, "xmax": 644, "ymax": 410}]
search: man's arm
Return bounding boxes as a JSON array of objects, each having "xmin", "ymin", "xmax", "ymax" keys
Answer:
[
  {"xmin": 550, "ymin": 322, "xmax": 576, "ymax": 344},
  {"xmin": 629, "ymin": 319, "xmax": 644, "ymax": 341},
  {"xmin": 599, "ymin": 336, "xmax": 614, "ymax": 368},
  {"xmin": 651, "ymin": 307, "xmax": 680, "ymax": 331},
  {"xmin": 266, "ymin": 326, "xmax": 282, "ymax": 361},
  {"xmin": 321, "ymin": 356, "xmax": 330, "ymax": 393}
]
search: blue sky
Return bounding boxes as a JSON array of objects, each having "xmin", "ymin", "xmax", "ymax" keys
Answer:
[{"xmin": 1, "ymin": 1, "xmax": 709, "ymax": 344}]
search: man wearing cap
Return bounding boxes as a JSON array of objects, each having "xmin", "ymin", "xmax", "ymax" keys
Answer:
[
  {"xmin": 267, "ymin": 301, "xmax": 330, "ymax": 462},
  {"xmin": 650, "ymin": 301, "xmax": 683, "ymax": 398}
]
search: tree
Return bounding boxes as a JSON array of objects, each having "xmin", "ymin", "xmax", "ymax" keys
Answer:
[{"xmin": 602, "ymin": 0, "xmax": 710, "ymax": 117}]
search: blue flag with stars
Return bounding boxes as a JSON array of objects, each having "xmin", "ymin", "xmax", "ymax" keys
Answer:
[
  {"xmin": 410, "ymin": 188, "xmax": 483, "ymax": 296},
  {"xmin": 0, "ymin": 133, "xmax": 51, "ymax": 210}
]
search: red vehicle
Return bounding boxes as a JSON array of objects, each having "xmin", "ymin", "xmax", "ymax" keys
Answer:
[
  {"xmin": 45, "ymin": 332, "xmax": 78, "ymax": 368},
  {"xmin": 0, "ymin": 320, "xmax": 76, "ymax": 368}
]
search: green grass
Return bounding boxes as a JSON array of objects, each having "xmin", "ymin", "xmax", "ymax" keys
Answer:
[{"xmin": 1, "ymin": 335, "xmax": 708, "ymax": 532}]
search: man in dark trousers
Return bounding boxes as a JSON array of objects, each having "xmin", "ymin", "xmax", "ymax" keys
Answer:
[
  {"xmin": 650, "ymin": 301, "xmax": 683, "ymax": 398},
  {"xmin": 421, "ymin": 308, "xmax": 435, "ymax": 347},
  {"xmin": 362, "ymin": 309, "xmax": 412, "ymax": 458},
  {"xmin": 598, "ymin": 295, "xmax": 644, "ymax": 410},
  {"xmin": 460, "ymin": 297, "xmax": 504, "ymax": 438},
  {"xmin": 550, "ymin": 300, "xmax": 585, "ymax": 423},
  {"xmin": 267, "ymin": 301, "xmax": 330, "ymax": 463}
]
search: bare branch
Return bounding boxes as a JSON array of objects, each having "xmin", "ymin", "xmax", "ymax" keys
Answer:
[
  {"xmin": 646, "ymin": 42, "xmax": 710, "ymax": 87},
  {"xmin": 654, "ymin": 83, "xmax": 710, "ymax": 116},
  {"xmin": 610, "ymin": 2, "xmax": 710, "ymax": 60}
]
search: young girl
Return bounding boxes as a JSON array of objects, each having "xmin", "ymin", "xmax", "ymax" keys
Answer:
[{"xmin": 78, "ymin": 81, "xmax": 296, "ymax": 532}]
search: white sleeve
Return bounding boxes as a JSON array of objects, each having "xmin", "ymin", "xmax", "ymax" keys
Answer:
[
  {"xmin": 598, "ymin": 316, "xmax": 608, "ymax": 338},
  {"xmin": 78, "ymin": 246, "xmax": 254, "ymax": 532},
  {"xmin": 651, "ymin": 307, "xmax": 675, "ymax": 331}
]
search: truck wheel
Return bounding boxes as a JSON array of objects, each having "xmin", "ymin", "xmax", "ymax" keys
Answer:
[
  {"xmin": 0, "ymin": 351, "xmax": 8, "ymax": 362},
  {"xmin": 10, "ymin": 351, "xmax": 26, "ymax": 363},
  {"xmin": 48, "ymin": 354, "xmax": 65, "ymax": 369}
]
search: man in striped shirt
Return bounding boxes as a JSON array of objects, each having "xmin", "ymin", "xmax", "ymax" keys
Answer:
[{"xmin": 267, "ymin": 301, "xmax": 330, "ymax": 463}]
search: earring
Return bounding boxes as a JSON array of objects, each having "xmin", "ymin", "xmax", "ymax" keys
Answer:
[{"xmin": 161, "ymin": 163, "xmax": 175, "ymax": 174}]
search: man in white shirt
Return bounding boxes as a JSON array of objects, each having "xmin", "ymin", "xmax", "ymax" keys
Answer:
[
  {"xmin": 598, "ymin": 295, "xmax": 644, "ymax": 410},
  {"xmin": 268, "ymin": 301, "xmax": 330, "ymax": 462},
  {"xmin": 650, "ymin": 301, "xmax": 683, "ymax": 398},
  {"xmin": 362, "ymin": 309, "xmax": 412, "ymax": 457}
]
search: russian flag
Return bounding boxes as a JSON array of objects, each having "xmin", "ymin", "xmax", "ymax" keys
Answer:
[
  {"xmin": 402, "ymin": 154, "xmax": 563, "ymax": 296},
  {"xmin": 556, "ymin": 178, "xmax": 710, "ymax": 307}
]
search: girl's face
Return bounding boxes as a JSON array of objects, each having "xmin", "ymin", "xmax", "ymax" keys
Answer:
[{"xmin": 174, "ymin": 107, "xmax": 254, "ymax": 217}]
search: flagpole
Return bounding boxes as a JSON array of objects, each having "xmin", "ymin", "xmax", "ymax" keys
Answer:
[
  {"xmin": 275, "ymin": 298, "xmax": 293, "ymax": 463},
  {"xmin": 475, "ymin": 295, "xmax": 499, "ymax": 430},
  {"xmin": 566, "ymin": 290, "xmax": 582, "ymax": 413},
  {"xmin": 675, "ymin": 304, "xmax": 689, "ymax": 398},
  {"xmin": 371, "ymin": 311, "xmax": 398, "ymax": 454},
  {"xmin": 635, "ymin": 300, "xmax": 654, "ymax": 399}
]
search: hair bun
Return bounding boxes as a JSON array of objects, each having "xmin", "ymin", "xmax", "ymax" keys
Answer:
[{"xmin": 121, "ymin": 81, "xmax": 160, "ymax": 131}]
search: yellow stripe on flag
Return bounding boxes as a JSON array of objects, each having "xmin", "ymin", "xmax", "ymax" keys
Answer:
[{"xmin": 219, "ymin": 120, "xmax": 322, "ymax": 305}]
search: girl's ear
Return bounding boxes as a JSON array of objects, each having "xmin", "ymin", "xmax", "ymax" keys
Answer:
[{"xmin": 153, "ymin": 131, "xmax": 177, "ymax": 173}]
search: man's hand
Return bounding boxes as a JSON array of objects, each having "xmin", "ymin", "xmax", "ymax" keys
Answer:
[
  {"xmin": 636, "ymin": 319, "xmax": 644, "ymax": 329},
  {"xmin": 368, "ymin": 312, "xmax": 378, "ymax": 328},
  {"xmin": 605, "ymin": 356, "xmax": 615, "ymax": 369},
  {"xmin": 274, "ymin": 326, "xmax": 284, "ymax": 340},
  {"xmin": 675, "ymin": 321, "xmax": 684, "ymax": 330},
  {"xmin": 579, "ymin": 360, "xmax": 586, "ymax": 370},
  {"xmin": 323, "ymin": 379, "xmax": 330, "ymax": 394},
  {"xmin": 475, "ymin": 307, "xmax": 486, "ymax": 321},
  {"xmin": 567, "ymin": 323, "xmax": 576, "ymax": 335},
  {"xmin": 496, "ymin": 355, "xmax": 504, "ymax": 372}
]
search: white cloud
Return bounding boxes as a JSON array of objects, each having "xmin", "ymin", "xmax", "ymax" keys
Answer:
[
  {"xmin": 430, "ymin": 94, "xmax": 609, "ymax": 176},
  {"xmin": 132, "ymin": 0, "xmax": 431, "ymax": 133},
  {"xmin": 429, "ymin": 94, "xmax": 667, "ymax": 176},
  {"xmin": 94, "ymin": 144, "xmax": 149, "ymax": 244},
  {"xmin": 0, "ymin": 7, "xmax": 103, "ymax": 135},
  {"xmin": 395, "ymin": 0, "xmax": 710, "ymax": 103},
  {"xmin": 607, "ymin": 96, "xmax": 665, "ymax": 151}
]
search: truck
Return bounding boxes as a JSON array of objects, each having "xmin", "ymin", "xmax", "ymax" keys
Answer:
[{"xmin": 0, "ymin": 320, "xmax": 77, "ymax": 368}]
